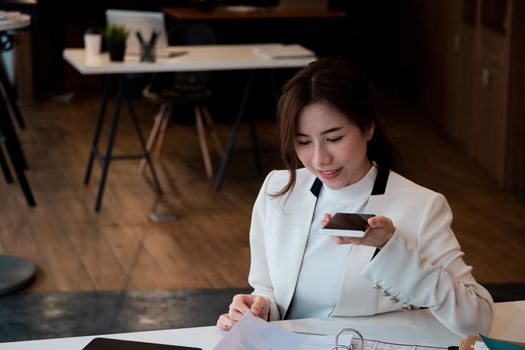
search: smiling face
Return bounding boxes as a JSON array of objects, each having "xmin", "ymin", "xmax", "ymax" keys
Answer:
[{"xmin": 294, "ymin": 103, "xmax": 374, "ymax": 189}]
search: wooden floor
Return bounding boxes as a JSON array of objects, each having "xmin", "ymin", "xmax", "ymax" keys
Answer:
[{"xmin": 1, "ymin": 91, "xmax": 524, "ymax": 293}]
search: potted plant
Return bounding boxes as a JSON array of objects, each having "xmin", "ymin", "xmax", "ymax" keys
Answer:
[{"xmin": 104, "ymin": 24, "xmax": 129, "ymax": 62}]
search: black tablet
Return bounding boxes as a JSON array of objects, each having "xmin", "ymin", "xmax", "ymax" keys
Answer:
[{"xmin": 82, "ymin": 337, "xmax": 202, "ymax": 350}]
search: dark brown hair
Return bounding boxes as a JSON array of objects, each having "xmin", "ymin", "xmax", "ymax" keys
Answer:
[{"xmin": 275, "ymin": 57, "xmax": 401, "ymax": 196}]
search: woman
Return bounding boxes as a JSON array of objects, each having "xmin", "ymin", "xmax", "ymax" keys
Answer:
[{"xmin": 217, "ymin": 57, "xmax": 493, "ymax": 336}]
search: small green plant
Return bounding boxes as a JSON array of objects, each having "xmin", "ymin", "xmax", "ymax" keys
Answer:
[{"xmin": 104, "ymin": 24, "xmax": 129, "ymax": 45}]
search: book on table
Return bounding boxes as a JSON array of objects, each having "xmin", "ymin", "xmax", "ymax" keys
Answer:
[{"xmin": 252, "ymin": 44, "xmax": 315, "ymax": 60}]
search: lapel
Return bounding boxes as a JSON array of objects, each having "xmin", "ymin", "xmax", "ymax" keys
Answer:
[
  {"xmin": 332, "ymin": 167, "xmax": 391, "ymax": 316},
  {"xmin": 279, "ymin": 174, "xmax": 320, "ymax": 319}
]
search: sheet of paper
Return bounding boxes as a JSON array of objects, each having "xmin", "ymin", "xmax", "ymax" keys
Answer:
[
  {"xmin": 252, "ymin": 45, "xmax": 315, "ymax": 60},
  {"xmin": 476, "ymin": 341, "xmax": 490, "ymax": 350},
  {"xmin": 364, "ymin": 340, "xmax": 443, "ymax": 350},
  {"xmin": 213, "ymin": 312, "xmax": 352, "ymax": 350}
]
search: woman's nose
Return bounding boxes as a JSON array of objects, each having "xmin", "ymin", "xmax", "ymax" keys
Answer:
[{"xmin": 312, "ymin": 145, "xmax": 332, "ymax": 167}]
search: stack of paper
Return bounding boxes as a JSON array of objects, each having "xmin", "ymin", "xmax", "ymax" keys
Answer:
[
  {"xmin": 253, "ymin": 44, "xmax": 315, "ymax": 60},
  {"xmin": 214, "ymin": 312, "xmax": 351, "ymax": 350}
]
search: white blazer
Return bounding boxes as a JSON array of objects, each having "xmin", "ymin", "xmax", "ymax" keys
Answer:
[{"xmin": 248, "ymin": 168, "xmax": 493, "ymax": 336}]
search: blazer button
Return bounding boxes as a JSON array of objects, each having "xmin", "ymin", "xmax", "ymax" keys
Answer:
[{"xmin": 402, "ymin": 303, "xmax": 413, "ymax": 311}]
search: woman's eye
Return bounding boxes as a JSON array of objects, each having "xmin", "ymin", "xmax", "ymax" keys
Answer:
[
  {"xmin": 296, "ymin": 140, "xmax": 310, "ymax": 146},
  {"xmin": 327, "ymin": 136, "xmax": 343, "ymax": 143}
]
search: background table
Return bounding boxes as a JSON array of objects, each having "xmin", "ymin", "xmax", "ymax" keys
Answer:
[
  {"xmin": 64, "ymin": 44, "xmax": 314, "ymax": 74},
  {"xmin": 63, "ymin": 44, "xmax": 315, "ymax": 210}
]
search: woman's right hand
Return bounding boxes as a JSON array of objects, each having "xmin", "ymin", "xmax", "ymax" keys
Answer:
[{"xmin": 216, "ymin": 294, "xmax": 270, "ymax": 331}]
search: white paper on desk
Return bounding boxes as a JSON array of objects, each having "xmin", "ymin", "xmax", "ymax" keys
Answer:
[
  {"xmin": 252, "ymin": 45, "xmax": 315, "ymax": 60},
  {"xmin": 213, "ymin": 312, "xmax": 352, "ymax": 350},
  {"xmin": 474, "ymin": 341, "xmax": 489, "ymax": 350}
]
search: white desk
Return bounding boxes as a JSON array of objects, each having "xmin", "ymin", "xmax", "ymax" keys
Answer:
[
  {"xmin": 64, "ymin": 44, "xmax": 315, "ymax": 74},
  {"xmin": 1, "ymin": 301, "xmax": 524, "ymax": 350},
  {"xmin": 0, "ymin": 14, "xmax": 30, "ymax": 31},
  {"xmin": 63, "ymin": 44, "xmax": 315, "ymax": 211}
]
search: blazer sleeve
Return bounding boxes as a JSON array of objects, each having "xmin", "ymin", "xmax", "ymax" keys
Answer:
[
  {"xmin": 361, "ymin": 193, "xmax": 493, "ymax": 336},
  {"xmin": 247, "ymin": 171, "xmax": 281, "ymax": 321}
]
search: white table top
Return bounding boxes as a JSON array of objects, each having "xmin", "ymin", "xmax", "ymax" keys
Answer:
[
  {"xmin": 63, "ymin": 44, "xmax": 316, "ymax": 75},
  {"xmin": 1, "ymin": 301, "xmax": 524, "ymax": 350},
  {"xmin": 0, "ymin": 13, "xmax": 30, "ymax": 31}
]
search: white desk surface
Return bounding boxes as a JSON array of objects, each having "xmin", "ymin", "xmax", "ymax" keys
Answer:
[
  {"xmin": 63, "ymin": 44, "xmax": 316, "ymax": 75},
  {"xmin": 0, "ymin": 14, "xmax": 30, "ymax": 31},
  {"xmin": 1, "ymin": 301, "xmax": 523, "ymax": 350}
]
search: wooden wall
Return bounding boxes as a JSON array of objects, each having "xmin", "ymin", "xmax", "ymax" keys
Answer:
[
  {"xmin": 506, "ymin": 0, "xmax": 525, "ymax": 193},
  {"xmin": 399, "ymin": 0, "xmax": 525, "ymax": 196}
]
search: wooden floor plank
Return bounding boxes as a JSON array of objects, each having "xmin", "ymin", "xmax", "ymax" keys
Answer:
[
  {"xmin": 0, "ymin": 186, "xmax": 58, "ymax": 292},
  {"xmin": 52, "ymin": 200, "xmax": 130, "ymax": 290},
  {"xmin": 0, "ymin": 225, "xmax": 58, "ymax": 292},
  {"xmin": 134, "ymin": 223, "xmax": 212, "ymax": 288},
  {"xmin": 26, "ymin": 206, "xmax": 94, "ymax": 291},
  {"xmin": 100, "ymin": 224, "xmax": 172, "ymax": 290}
]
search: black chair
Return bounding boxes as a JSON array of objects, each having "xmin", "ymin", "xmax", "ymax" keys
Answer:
[
  {"xmin": 0, "ymin": 135, "xmax": 13, "ymax": 183},
  {"xmin": 0, "ymin": 107, "xmax": 35, "ymax": 206},
  {"xmin": 0, "ymin": 31, "xmax": 35, "ymax": 206},
  {"xmin": 0, "ymin": 33, "xmax": 26, "ymax": 131},
  {"xmin": 139, "ymin": 23, "xmax": 223, "ymax": 178}
]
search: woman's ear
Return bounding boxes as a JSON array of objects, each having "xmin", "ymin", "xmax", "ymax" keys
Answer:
[{"xmin": 366, "ymin": 122, "xmax": 375, "ymax": 141}]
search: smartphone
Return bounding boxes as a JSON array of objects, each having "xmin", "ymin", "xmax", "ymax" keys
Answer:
[
  {"xmin": 319, "ymin": 213, "xmax": 375, "ymax": 237},
  {"xmin": 82, "ymin": 337, "xmax": 202, "ymax": 350}
]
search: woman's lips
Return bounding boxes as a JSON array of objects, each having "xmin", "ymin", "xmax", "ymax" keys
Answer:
[{"xmin": 318, "ymin": 168, "xmax": 342, "ymax": 180}]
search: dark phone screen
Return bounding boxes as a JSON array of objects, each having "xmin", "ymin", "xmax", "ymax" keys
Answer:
[
  {"xmin": 324, "ymin": 213, "xmax": 375, "ymax": 231},
  {"xmin": 83, "ymin": 338, "xmax": 202, "ymax": 350}
]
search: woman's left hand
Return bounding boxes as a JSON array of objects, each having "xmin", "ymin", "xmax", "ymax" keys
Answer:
[{"xmin": 321, "ymin": 213, "xmax": 395, "ymax": 248}]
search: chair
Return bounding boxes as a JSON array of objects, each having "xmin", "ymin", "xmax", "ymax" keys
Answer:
[
  {"xmin": 0, "ymin": 103, "xmax": 35, "ymax": 206},
  {"xmin": 139, "ymin": 23, "xmax": 223, "ymax": 178}
]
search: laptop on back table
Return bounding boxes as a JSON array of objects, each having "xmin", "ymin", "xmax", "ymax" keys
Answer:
[{"xmin": 106, "ymin": 9, "xmax": 176, "ymax": 58}]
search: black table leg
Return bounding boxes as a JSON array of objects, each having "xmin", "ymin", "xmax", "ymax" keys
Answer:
[
  {"xmin": 84, "ymin": 75, "xmax": 112, "ymax": 185},
  {"xmin": 0, "ymin": 144, "xmax": 13, "ymax": 183},
  {"xmin": 250, "ymin": 116, "xmax": 263, "ymax": 176},
  {"xmin": 213, "ymin": 70, "xmax": 255, "ymax": 191},
  {"xmin": 0, "ymin": 102, "xmax": 27, "ymax": 171},
  {"xmin": 126, "ymin": 98, "xmax": 163, "ymax": 195},
  {"xmin": 0, "ymin": 55, "xmax": 26, "ymax": 130},
  {"xmin": 94, "ymin": 76, "xmax": 124, "ymax": 212},
  {"xmin": 86, "ymin": 75, "xmax": 167, "ymax": 212},
  {"xmin": 268, "ymin": 69, "xmax": 279, "ymax": 106}
]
